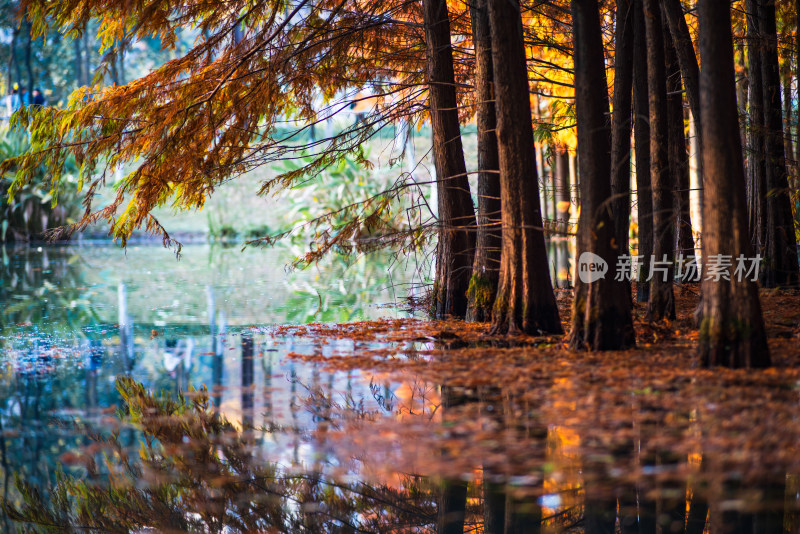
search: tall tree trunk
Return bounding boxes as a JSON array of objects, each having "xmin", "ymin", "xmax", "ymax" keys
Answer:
[
  {"xmin": 747, "ymin": 0, "xmax": 767, "ymax": 254},
  {"xmin": 556, "ymin": 147, "xmax": 571, "ymax": 236},
  {"xmin": 783, "ymin": 68, "xmax": 793, "ymax": 178},
  {"xmin": 569, "ymin": 0, "xmax": 635, "ymax": 350},
  {"xmin": 633, "ymin": 0, "xmax": 653, "ymax": 303},
  {"xmin": 664, "ymin": 19, "xmax": 695, "ymax": 258},
  {"xmin": 73, "ymin": 36, "xmax": 84, "ymax": 87},
  {"xmin": 467, "ymin": 0, "xmax": 502, "ymax": 323},
  {"xmin": 697, "ymin": 0, "xmax": 770, "ymax": 367},
  {"xmin": 423, "ymin": 0, "xmax": 477, "ymax": 319},
  {"xmin": 661, "ymin": 0, "xmax": 701, "ymax": 134},
  {"xmin": 644, "ymin": 0, "xmax": 675, "ymax": 321},
  {"xmin": 118, "ymin": 40, "xmax": 125, "ymax": 85},
  {"xmin": 737, "ymin": 43, "xmax": 749, "ymax": 150},
  {"xmin": 661, "ymin": 0, "xmax": 704, "ymax": 223},
  {"xmin": 555, "ymin": 147, "xmax": 572, "ymax": 288},
  {"xmin": 7, "ymin": 28, "xmax": 19, "ymax": 96},
  {"xmin": 611, "ymin": 0, "xmax": 635, "ymax": 267},
  {"xmin": 488, "ymin": 0, "xmax": 562, "ymax": 336},
  {"xmin": 758, "ymin": 0, "xmax": 800, "ymax": 287},
  {"xmin": 83, "ymin": 25, "xmax": 91, "ymax": 85},
  {"xmin": 796, "ymin": 0, "xmax": 800, "ymax": 191},
  {"xmin": 24, "ymin": 22, "xmax": 34, "ymax": 95}
]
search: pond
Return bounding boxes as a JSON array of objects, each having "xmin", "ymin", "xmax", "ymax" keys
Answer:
[{"xmin": 1, "ymin": 242, "xmax": 799, "ymax": 533}]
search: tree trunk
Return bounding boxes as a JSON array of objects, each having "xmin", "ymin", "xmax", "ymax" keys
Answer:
[
  {"xmin": 661, "ymin": 0, "xmax": 704, "ymax": 221},
  {"xmin": 488, "ymin": 0, "xmax": 562, "ymax": 336},
  {"xmin": 795, "ymin": 0, "xmax": 800, "ymax": 239},
  {"xmin": 24, "ymin": 22, "xmax": 34, "ymax": 95},
  {"xmin": 554, "ymin": 147, "xmax": 572, "ymax": 289},
  {"xmin": 74, "ymin": 36, "xmax": 84, "ymax": 87},
  {"xmin": 758, "ymin": 0, "xmax": 800, "ymax": 287},
  {"xmin": 737, "ymin": 43, "xmax": 749, "ymax": 151},
  {"xmin": 644, "ymin": 0, "xmax": 675, "ymax": 321},
  {"xmin": 664, "ymin": 18, "xmax": 694, "ymax": 258},
  {"xmin": 633, "ymin": 0, "xmax": 653, "ymax": 303},
  {"xmin": 569, "ymin": 0, "xmax": 635, "ymax": 350},
  {"xmin": 556, "ymin": 147, "xmax": 571, "ymax": 237},
  {"xmin": 783, "ymin": 68, "xmax": 793, "ymax": 178},
  {"xmin": 423, "ymin": 0, "xmax": 477, "ymax": 319},
  {"xmin": 8, "ymin": 28, "xmax": 19, "ymax": 96},
  {"xmin": 611, "ymin": 0, "xmax": 635, "ymax": 267},
  {"xmin": 467, "ymin": 0, "xmax": 502, "ymax": 323},
  {"xmin": 746, "ymin": 0, "xmax": 767, "ymax": 254},
  {"xmin": 697, "ymin": 0, "xmax": 770, "ymax": 367},
  {"xmin": 661, "ymin": 0, "xmax": 701, "ymax": 134}
]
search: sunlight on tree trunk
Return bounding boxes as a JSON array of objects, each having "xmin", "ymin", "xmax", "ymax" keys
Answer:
[
  {"xmin": 423, "ymin": 0, "xmax": 477, "ymax": 319},
  {"xmin": 569, "ymin": 0, "xmax": 635, "ymax": 350},
  {"xmin": 488, "ymin": 0, "xmax": 562, "ymax": 336},
  {"xmin": 698, "ymin": 0, "xmax": 770, "ymax": 368}
]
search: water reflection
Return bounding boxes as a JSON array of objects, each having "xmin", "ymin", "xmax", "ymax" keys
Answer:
[{"xmin": 2, "ymin": 244, "xmax": 800, "ymax": 533}]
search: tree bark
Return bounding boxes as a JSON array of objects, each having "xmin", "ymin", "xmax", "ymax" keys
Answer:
[
  {"xmin": 633, "ymin": 0, "xmax": 653, "ymax": 303},
  {"xmin": 661, "ymin": 0, "xmax": 700, "ymax": 130},
  {"xmin": 423, "ymin": 0, "xmax": 477, "ymax": 319},
  {"xmin": 8, "ymin": 28, "xmax": 19, "ymax": 96},
  {"xmin": 664, "ymin": 18, "xmax": 695, "ymax": 258},
  {"xmin": 661, "ymin": 0, "xmax": 704, "ymax": 221},
  {"xmin": 569, "ymin": 0, "xmax": 635, "ymax": 350},
  {"xmin": 554, "ymin": 147, "xmax": 572, "ymax": 288},
  {"xmin": 466, "ymin": 0, "xmax": 502, "ymax": 323},
  {"xmin": 783, "ymin": 68, "xmax": 793, "ymax": 178},
  {"xmin": 758, "ymin": 0, "xmax": 800, "ymax": 287},
  {"xmin": 611, "ymin": 0, "xmax": 635, "ymax": 267},
  {"xmin": 556, "ymin": 147, "xmax": 571, "ymax": 237},
  {"xmin": 644, "ymin": 0, "xmax": 675, "ymax": 321},
  {"xmin": 488, "ymin": 0, "xmax": 562, "ymax": 336},
  {"xmin": 737, "ymin": 43, "xmax": 749, "ymax": 151},
  {"xmin": 74, "ymin": 36, "xmax": 84, "ymax": 87},
  {"xmin": 24, "ymin": 22, "xmax": 34, "ymax": 95},
  {"xmin": 746, "ymin": 0, "xmax": 767, "ymax": 254},
  {"xmin": 697, "ymin": 0, "xmax": 770, "ymax": 367}
]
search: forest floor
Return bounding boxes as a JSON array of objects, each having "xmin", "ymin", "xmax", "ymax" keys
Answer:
[{"xmin": 270, "ymin": 286, "xmax": 800, "ymax": 488}]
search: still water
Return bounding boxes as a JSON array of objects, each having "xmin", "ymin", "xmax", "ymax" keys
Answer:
[{"xmin": 1, "ymin": 243, "xmax": 799, "ymax": 533}]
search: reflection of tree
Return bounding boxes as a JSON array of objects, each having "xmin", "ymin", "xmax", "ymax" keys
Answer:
[
  {"xmin": 4, "ymin": 377, "xmax": 437, "ymax": 533},
  {"xmin": 0, "ymin": 246, "xmax": 99, "ymax": 332}
]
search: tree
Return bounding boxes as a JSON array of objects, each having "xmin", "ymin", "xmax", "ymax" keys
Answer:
[
  {"xmin": 756, "ymin": 0, "xmax": 799, "ymax": 287},
  {"xmin": 632, "ymin": 0, "xmax": 653, "ymax": 303},
  {"xmin": 643, "ymin": 0, "xmax": 675, "ymax": 321},
  {"xmin": 466, "ymin": 0, "xmax": 501, "ymax": 323},
  {"xmin": 488, "ymin": 0, "xmax": 562, "ymax": 336},
  {"xmin": 610, "ymin": 0, "xmax": 634, "ymax": 267},
  {"xmin": 663, "ymin": 16, "xmax": 694, "ymax": 258},
  {"xmin": 423, "ymin": 0, "xmax": 477, "ymax": 319},
  {"xmin": 746, "ymin": 0, "xmax": 767, "ymax": 254},
  {"xmin": 697, "ymin": 0, "xmax": 770, "ymax": 367},
  {"xmin": 569, "ymin": 0, "xmax": 635, "ymax": 350},
  {"xmin": 661, "ymin": 0, "xmax": 701, "ymax": 133}
]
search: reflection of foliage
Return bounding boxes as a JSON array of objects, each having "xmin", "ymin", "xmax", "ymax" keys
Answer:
[
  {"xmin": 252, "ymin": 151, "xmax": 433, "ymax": 268},
  {"xmin": 4, "ymin": 377, "xmax": 437, "ymax": 533},
  {"xmin": 0, "ymin": 128, "xmax": 81, "ymax": 242},
  {"xmin": 0, "ymin": 246, "xmax": 99, "ymax": 332},
  {"xmin": 283, "ymin": 252, "xmax": 404, "ymax": 324}
]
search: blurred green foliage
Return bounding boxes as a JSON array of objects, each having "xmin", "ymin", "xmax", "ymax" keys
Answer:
[{"xmin": 0, "ymin": 127, "xmax": 82, "ymax": 241}]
